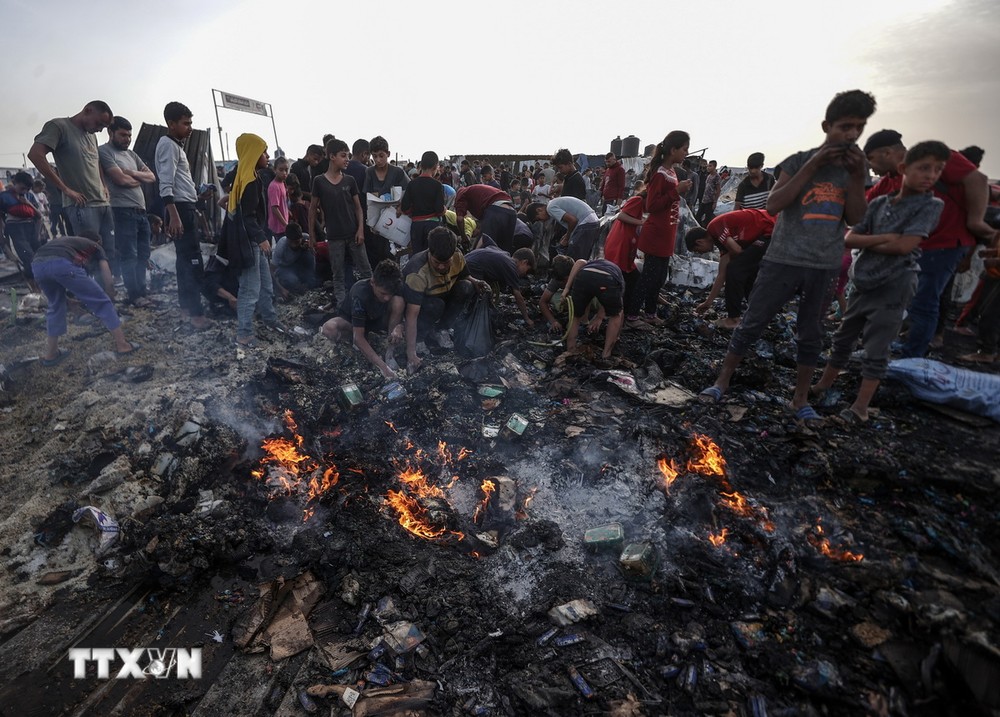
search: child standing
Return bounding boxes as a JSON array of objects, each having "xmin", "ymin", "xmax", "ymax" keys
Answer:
[
  {"xmin": 309, "ymin": 139, "xmax": 371, "ymax": 304},
  {"xmin": 268, "ymin": 157, "xmax": 290, "ymax": 238},
  {"xmin": 604, "ymin": 191, "xmax": 646, "ymax": 326},
  {"xmin": 700, "ymin": 90, "xmax": 876, "ymax": 426},
  {"xmin": 635, "ymin": 131, "xmax": 692, "ymax": 327},
  {"xmin": 400, "ymin": 151, "xmax": 446, "ymax": 255},
  {"xmin": 811, "ymin": 141, "xmax": 947, "ymax": 422}
]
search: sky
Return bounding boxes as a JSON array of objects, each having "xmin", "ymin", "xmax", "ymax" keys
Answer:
[{"xmin": 2, "ymin": 0, "xmax": 999, "ymax": 178}]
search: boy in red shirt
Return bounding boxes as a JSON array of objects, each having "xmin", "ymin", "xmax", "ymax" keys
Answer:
[
  {"xmin": 686, "ymin": 209, "xmax": 776, "ymax": 329},
  {"xmin": 603, "ymin": 192, "xmax": 646, "ymax": 326}
]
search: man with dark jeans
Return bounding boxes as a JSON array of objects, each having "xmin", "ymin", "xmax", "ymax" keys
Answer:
[
  {"xmin": 99, "ymin": 116, "xmax": 156, "ymax": 304},
  {"xmin": 454, "ymin": 184, "xmax": 517, "ymax": 252},
  {"xmin": 28, "ymin": 101, "xmax": 115, "ymax": 265},
  {"xmin": 156, "ymin": 101, "xmax": 210, "ymax": 328},
  {"xmin": 864, "ymin": 129, "xmax": 997, "ymax": 357}
]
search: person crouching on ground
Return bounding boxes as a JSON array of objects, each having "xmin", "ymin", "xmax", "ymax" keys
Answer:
[
  {"xmin": 402, "ymin": 227, "xmax": 489, "ymax": 372},
  {"xmin": 540, "ymin": 254, "xmax": 625, "ymax": 360},
  {"xmin": 811, "ymin": 141, "xmax": 948, "ymax": 423},
  {"xmin": 322, "ymin": 259, "xmax": 405, "ymax": 379},
  {"xmin": 31, "ymin": 230, "xmax": 138, "ymax": 365}
]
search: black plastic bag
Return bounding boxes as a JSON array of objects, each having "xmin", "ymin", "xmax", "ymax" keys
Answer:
[{"xmin": 455, "ymin": 295, "xmax": 494, "ymax": 358}]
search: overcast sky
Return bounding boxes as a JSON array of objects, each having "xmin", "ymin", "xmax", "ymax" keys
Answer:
[{"xmin": 3, "ymin": 0, "xmax": 999, "ymax": 178}]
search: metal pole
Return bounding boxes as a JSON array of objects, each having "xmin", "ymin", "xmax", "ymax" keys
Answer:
[
  {"xmin": 267, "ymin": 103, "xmax": 279, "ymax": 156},
  {"xmin": 211, "ymin": 89, "xmax": 225, "ymax": 162}
]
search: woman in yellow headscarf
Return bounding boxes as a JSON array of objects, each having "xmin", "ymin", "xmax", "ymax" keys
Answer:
[{"xmin": 229, "ymin": 133, "xmax": 286, "ymax": 347}]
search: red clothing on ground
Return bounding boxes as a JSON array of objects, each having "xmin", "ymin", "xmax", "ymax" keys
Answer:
[
  {"xmin": 867, "ymin": 150, "xmax": 978, "ymax": 251},
  {"xmin": 638, "ymin": 167, "xmax": 680, "ymax": 258},
  {"xmin": 601, "ymin": 163, "xmax": 626, "ymax": 201},
  {"xmin": 604, "ymin": 195, "xmax": 644, "ymax": 272},
  {"xmin": 454, "ymin": 185, "xmax": 512, "ymax": 220},
  {"xmin": 706, "ymin": 209, "xmax": 776, "ymax": 254}
]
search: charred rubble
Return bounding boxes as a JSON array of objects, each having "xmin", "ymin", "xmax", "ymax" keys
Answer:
[{"xmin": 0, "ymin": 274, "xmax": 998, "ymax": 717}]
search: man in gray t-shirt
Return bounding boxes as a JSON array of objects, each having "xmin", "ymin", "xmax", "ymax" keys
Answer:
[
  {"xmin": 99, "ymin": 116, "xmax": 157, "ymax": 303},
  {"xmin": 28, "ymin": 101, "xmax": 117, "ymax": 269}
]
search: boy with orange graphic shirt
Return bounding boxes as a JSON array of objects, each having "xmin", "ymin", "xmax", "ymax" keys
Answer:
[{"xmin": 699, "ymin": 90, "xmax": 875, "ymax": 426}]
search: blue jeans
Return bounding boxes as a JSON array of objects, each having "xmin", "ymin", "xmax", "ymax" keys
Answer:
[
  {"xmin": 67, "ymin": 205, "xmax": 115, "ymax": 272},
  {"xmin": 901, "ymin": 246, "xmax": 966, "ymax": 358},
  {"xmin": 32, "ymin": 258, "xmax": 121, "ymax": 337},
  {"xmin": 274, "ymin": 251, "xmax": 317, "ymax": 291},
  {"xmin": 237, "ymin": 244, "xmax": 277, "ymax": 338},
  {"xmin": 112, "ymin": 207, "xmax": 151, "ymax": 301}
]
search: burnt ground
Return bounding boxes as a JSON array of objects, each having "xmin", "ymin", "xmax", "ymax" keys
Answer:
[{"xmin": 0, "ymin": 262, "xmax": 998, "ymax": 717}]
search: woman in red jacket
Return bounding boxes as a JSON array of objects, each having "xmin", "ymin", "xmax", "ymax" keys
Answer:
[{"xmin": 635, "ymin": 131, "xmax": 692, "ymax": 325}]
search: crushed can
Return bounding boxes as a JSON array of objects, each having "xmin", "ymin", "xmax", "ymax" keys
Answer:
[
  {"xmin": 504, "ymin": 413, "xmax": 529, "ymax": 437},
  {"xmin": 583, "ymin": 522, "xmax": 625, "ymax": 553},
  {"xmin": 380, "ymin": 381, "xmax": 407, "ymax": 402},
  {"xmin": 567, "ymin": 665, "xmax": 596, "ymax": 699},
  {"xmin": 337, "ymin": 383, "xmax": 363, "ymax": 411},
  {"xmin": 619, "ymin": 542, "xmax": 658, "ymax": 581},
  {"xmin": 478, "ymin": 386, "xmax": 505, "ymax": 398}
]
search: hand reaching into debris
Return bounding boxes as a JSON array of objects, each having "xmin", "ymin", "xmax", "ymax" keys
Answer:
[
  {"xmin": 407, "ymin": 355, "xmax": 422, "ymax": 374},
  {"xmin": 548, "ymin": 320, "xmax": 563, "ymax": 334},
  {"xmin": 694, "ymin": 300, "xmax": 710, "ymax": 315}
]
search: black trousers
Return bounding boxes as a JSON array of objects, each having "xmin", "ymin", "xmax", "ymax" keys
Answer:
[{"xmin": 724, "ymin": 243, "xmax": 767, "ymax": 318}]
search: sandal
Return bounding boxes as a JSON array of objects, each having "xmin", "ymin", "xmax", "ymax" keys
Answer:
[
  {"xmin": 40, "ymin": 348, "xmax": 71, "ymax": 367},
  {"xmin": 792, "ymin": 404, "xmax": 825, "ymax": 427},
  {"xmin": 116, "ymin": 342, "xmax": 141, "ymax": 356},
  {"xmin": 832, "ymin": 407, "xmax": 868, "ymax": 426},
  {"xmin": 698, "ymin": 385, "xmax": 724, "ymax": 403}
]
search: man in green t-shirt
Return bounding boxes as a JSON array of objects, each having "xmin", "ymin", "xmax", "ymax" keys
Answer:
[{"xmin": 28, "ymin": 101, "xmax": 116, "ymax": 271}]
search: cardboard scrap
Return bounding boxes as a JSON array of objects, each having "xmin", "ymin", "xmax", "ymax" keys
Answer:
[{"xmin": 232, "ymin": 571, "xmax": 324, "ymax": 660}]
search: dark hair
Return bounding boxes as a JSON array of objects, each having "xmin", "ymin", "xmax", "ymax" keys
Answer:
[
  {"xmin": 481, "ymin": 164, "xmax": 494, "ymax": 175},
  {"xmin": 274, "ymin": 156, "xmax": 289, "ymax": 169},
  {"xmin": 306, "ymin": 144, "xmax": 325, "ymax": 157},
  {"xmin": 708, "ymin": 160, "xmax": 717, "ymax": 167},
  {"xmin": 284, "ymin": 172, "xmax": 300, "ymax": 188},
  {"xmin": 12, "ymin": 171, "xmax": 33, "ymax": 187},
  {"xmin": 322, "ymin": 134, "xmax": 335, "ymax": 144},
  {"xmin": 32, "ymin": 179, "xmax": 45, "ymax": 190},
  {"xmin": 551, "ymin": 254, "xmax": 574, "ymax": 281},
  {"xmin": 427, "ymin": 226, "xmax": 456, "ymax": 259},
  {"xmin": 605, "ymin": 152, "xmax": 616, "ymax": 160},
  {"xmin": 461, "ymin": 159, "xmax": 470, "ymax": 168},
  {"xmin": 684, "ymin": 226, "xmax": 710, "ymax": 252},
  {"xmin": 512, "ymin": 247, "xmax": 536, "ymax": 272},
  {"xmin": 747, "ymin": 152, "xmax": 765, "ymax": 169},
  {"xmin": 370, "ymin": 136, "xmax": 389, "ymax": 154},
  {"xmin": 79, "ymin": 229, "xmax": 102, "ymax": 243},
  {"xmin": 285, "ymin": 222, "xmax": 303, "ymax": 241},
  {"xmin": 905, "ymin": 140, "xmax": 950, "ymax": 166},
  {"xmin": 109, "ymin": 116, "xmax": 132, "ymax": 132},
  {"xmin": 85, "ymin": 100, "xmax": 113, "ymax": 116},
  {"xmin": 325, "ymin": 138, "xmax": 349, "ymax": 156},
  {"xmin": 163, "ymin": 101, "xmax": 192, "ymax": 123},
  {"xmin": 525, "ymin": 202, "xmax": 546, "ymax": 223},
  {"xmin": 960, "ymin": 145, "xmax": 984, "ymax": 167},
  {"xmin": 552, "ymin": 148, "xmax": 573, "ymax": 166},
  {"xmin": 148, "ymin": 214, "xmax": 163, "ymax": 226},
  {"xmin": 682, "ymin": 158, "xmax": 691, "ymax": 169},
  {"xmin": 372, "ymin": 259, "xmax": 402, "ymax": 291},
  {"xmin": 824, "ymin": 89, "xmax": 876, "ymax": 123},
  {"xmin": 420, "ymin": 151, "xmax": 439, "ymax": 171},
  {"xmin": 645, "ymin": 131, "xmax": 690, "ymax": 182},
  {"xmin": 352, "ymin": 138, "xmax": 370, "ymax": 156}
]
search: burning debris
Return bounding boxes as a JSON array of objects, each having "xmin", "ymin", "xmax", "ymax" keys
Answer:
[{"xmin": 0, "ymin": 269, "xmax": 997, "ymax": 717}]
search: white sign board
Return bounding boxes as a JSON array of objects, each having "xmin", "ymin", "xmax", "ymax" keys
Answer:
[{"xmin": 219, "ymin": 92, "xmax": 267, "ymax": 117}]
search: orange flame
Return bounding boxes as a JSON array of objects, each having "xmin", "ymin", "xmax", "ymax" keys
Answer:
[
  {"xmin": 708, "ymin": 528, "xmax": 729, "ymax": 547},
  {"xmin": 657, "ymin": 458, "xmax": 680, "ymax": 492},
  {"xmin": 808, "ymin": 521, "xmax": 863, "ymax": 562},
  {"xmin": 719, "ymin": 491, "xmax": 775, "ymax": 532},
  {"xmin": 384, "ymin": 440, "xmax": 471, "ymax": 542},
  {"xmin": 252, "ymin": 410, "xmax": 341, "ymax": 520},
  {"xmin": 687, "ymin": 434, "xmax": 727, "ymax": 476},
  {"xmin": 386, "ymin": 490, "xmax": 451, "ymax": 540},
  {"xmin": 473, "ymin": 480, "xmax": 497, "ymax": 524}
]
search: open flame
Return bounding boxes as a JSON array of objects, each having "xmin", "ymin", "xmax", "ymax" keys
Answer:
[
  {"xmin": 687, "ymin": 434, "xmax": 727, "ymax": 476},
  {"xmin": 473, "ymin": 480, "xmax": 496, "ymax": 525},
  {"xmin": 384, "ymin": 440, "xmax": 470, "ymax": 542},
  {"xmin": 808, "ymin": 520, "xmax": 863, "ymax": 562},
  {"xmin": 657, "ymin": 458, "xmax": 680, "ymax": 493},
  {"xmin": 707, "ymin": 528, "xmax": 729, "ymax": 547},
  {"xmin": 251, "ymin": 410, "xmax": 340, "ymax": 521}
]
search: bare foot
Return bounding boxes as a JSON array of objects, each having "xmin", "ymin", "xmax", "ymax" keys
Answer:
[{"xmin": 715, "ymin": 317, "xmax": 740, "ymax": 330}]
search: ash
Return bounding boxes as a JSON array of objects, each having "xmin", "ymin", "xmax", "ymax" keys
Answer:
[{"xmin": 0, "ymin": 276, "xmax": 998, "ymax": 717}]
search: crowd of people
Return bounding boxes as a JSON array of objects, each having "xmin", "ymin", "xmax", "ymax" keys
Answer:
[{"xmin": 2, "ymin": 91, "xmax": 998, "ymax": 424}]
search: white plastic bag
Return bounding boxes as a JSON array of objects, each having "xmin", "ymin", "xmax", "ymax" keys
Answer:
[
  {"xmin": 886, "ymin": 358, "xmax": 1000, "ymax": 422},
  {"xmin": 375, "ymin": 207, "xmax": 412, "ymax": 247}
]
